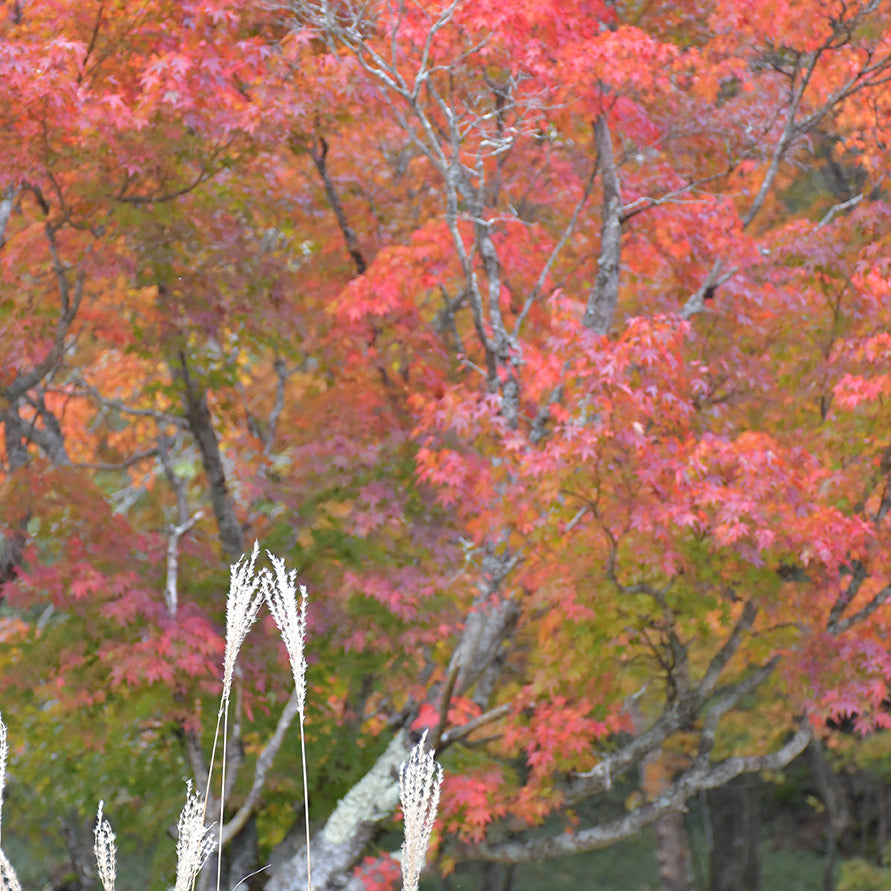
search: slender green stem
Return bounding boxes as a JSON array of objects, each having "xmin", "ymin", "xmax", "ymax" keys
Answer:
[
  {"xmin": 190, "ymin": 698, "xmax": 225, "ymax": 891},
  {"xmin": 299, "ymin": 714, "xmax": 311, "ymax": 891},
  {"xmin": 217, "ymin": 703, "xmax": 229, "ymax": 891}
]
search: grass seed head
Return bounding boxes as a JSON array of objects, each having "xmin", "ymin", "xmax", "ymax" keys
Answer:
[
  {"xmin": 0, "ymin": 714, "xmax": 6, "ymax": 845},
  {"xmin": 222, "ymin": 541, "xmax": 264, "ymax": 706},
  {"xmin": 262, "ymin": 553, "xmax": 308, "ymax": 718},
  {"xmin": 93, "ymin": 801, "xmax": 117, "ymax": 891},
  {"xmin": 399, "ymin": 730, "xmax": 443, "ymax": 891},
  {"xmin": 0, "ymin": 851, "xmax": 21, "ymax": 891},
  {"xmin": 174, "ymin": 781, "xmax": 216, "ymax": 891}
]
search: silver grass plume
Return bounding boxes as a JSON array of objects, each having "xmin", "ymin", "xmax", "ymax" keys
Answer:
[
  {"xmin": 0, "ymin": 715, "xmax": 21, "ymax": 891},
  {"xmin": 222, "ymin": 541, "xmax": 264, "ymax": 707},
  {"xmin": 0, "ymin": 852, "xmax": 21, "ymax": 891},
  {"xmin": 93, "ymin": 801, "xmax": 117, "ymax": 891},
  {"xmin": 174, "ymin": 781, "xmax": 216, "ymax": 891},
  {"xmin": 262, "ymin": 552, "xmax": 311, "ymax": 889},
  {"xmin": 399, "ymin": 731, "xmax": 443, "ymax": 891},
  {"xmin": 0, "ymin": 715, "xmax": 6, "ymax": 845},
  {"xmin": 261, "ymin": 553, "xmax": 308, "ymax": 718}
]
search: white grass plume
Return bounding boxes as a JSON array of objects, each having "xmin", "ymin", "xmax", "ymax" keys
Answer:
[
  {"xmin": 93, "ymin": 801, "xmax": 117, "ymax": 891},
  {"xmin": 262, "ymin": 553, "xmax": 311, "ymax": 889},
  {"xmin": 0, "ymin": 714, "xmax": 21, "ymax": 891},
  {"xmin": 399, "ymin": 731, "xmax": 443, "ymax": 891},
  {"xmin": 0, "ymin": 715, "xmax": 6, "ymax": 846},
  {"xmin": 208, "ymin": 543, "xmax": 265, "ymax": 891},
  {"xmin": 0, "ymin": 851, "xmax": 22, "ymax": 891},
  {"xmin": 222, "ymin": 541, "xmax": 264, "ymax": 707},
  {"xmin": 261, "ymin": 554, "xmax": 308, "ymax": 718},
  {"xmin": 175, "ymin": 781, "xmax": 215, "ymax": 891}
]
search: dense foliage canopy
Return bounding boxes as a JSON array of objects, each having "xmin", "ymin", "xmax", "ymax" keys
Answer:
[{"xmin": 2, "ymin": 0, "xmax": 891, "ymax": 887}]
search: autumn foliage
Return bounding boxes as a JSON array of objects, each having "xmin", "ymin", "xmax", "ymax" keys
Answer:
[{"xmin": 2, "ymin": 0, "xmax": 891, "ymax": 886}]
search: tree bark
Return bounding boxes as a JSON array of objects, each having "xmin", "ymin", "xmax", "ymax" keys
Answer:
[
  {"xmin": 583, "ymin": 115, "xmax": 623, "ymax": 335},
  {"xmin": 807, "ymin": 738, "xmax": 849, "ymax": 891},
  {"xmin": 707, "ymin": 774, "xmax": 761, "ymax": 891},
  {"xmin": 641, "ymin": 747, "xmax": 693, "ymax": 891},
  {"xmin": 655, "ymin": 811, "xmax": 694, "ymax": 891},
  {"xmin": 176, "ymin": 351, "xmax": 245, "ymax": 558},
  {"xmin": 228, "ymin": 814, "xmax": 260, "ymax": 891}
]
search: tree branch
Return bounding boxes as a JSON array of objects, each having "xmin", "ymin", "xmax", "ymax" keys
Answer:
[
  {"xmin": 583, "ymin": 115, "xmax": 623, "ymax": 335},
  {"xmin": 830, "ymin": 582, "xmax": 891, "ymax": 636},
  {"xmin": 175, "ymin": 351, "xmax": 245, "ymax": 558},
  {"xmin": 2, "ymin": 225, "xmax": 85, "ymax": 405},
  {"xmin": 474, "ymin": 726, "xmax": 811, "ymax": 863},
  {"xmin": 304, "ymin": 131, "xmax": 368, "ymax": 276}
]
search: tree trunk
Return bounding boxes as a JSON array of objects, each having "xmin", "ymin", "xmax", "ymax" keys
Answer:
[
  {"xmin": 176, "ymin": 351, "xmax": 245, "ymax": 558},
  {"xmin": 641, "ymin": 748, "xmax": 693, "ymax": 891},
  {"xmin": 583, "ymin": 114, "xmax": 623, "ymax": 336},
  {"xmin": 228, "ymin": 814, "xmax": 260, "ymax": 891},
  {"xmin": 707, "ymin": 774, "xmax": 761, "ymax": 891},
  {"xmin": 808, "ymin": 738, "xmax": 850, "ymax": 891},
  {"xmin": 655, "ymin": 810, "xmax": 694, "ymax": 891}
]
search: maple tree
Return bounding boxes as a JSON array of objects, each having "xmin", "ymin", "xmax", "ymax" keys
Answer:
[{"xmin": 2, "ymin": 0, "xmax": 891, "ymax": 888}]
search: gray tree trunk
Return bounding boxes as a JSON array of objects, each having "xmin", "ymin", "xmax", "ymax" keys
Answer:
[{"xmin": 708, "ymin": 774, "xmax": 761, "ymax": 891}]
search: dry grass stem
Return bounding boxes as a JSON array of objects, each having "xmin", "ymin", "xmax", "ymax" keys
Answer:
[
  {"xmin": 399, "ymin": 730, "xmax": 443, "ymax": 891},
  {"xmin": 175, "ymin": 781, "xmax": 216, "ymax": 891},
  {"xmin": 93, "ymin": 801, "xmax": 117, "ymax": 891}
]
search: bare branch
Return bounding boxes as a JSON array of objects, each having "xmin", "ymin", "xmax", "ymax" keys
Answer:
[
  {"xmin": 680, "ymin": 260, "xmax": 738, "ymax": 320},
  {"xmin": 175, "ymin": 351, "xmax": 245, "ymax": 558},
  {"xmin": 2, "ymin": 226, "xmax": 85, "ymax": 405},
  {"xmin": 265, "ymin": 356, "xmax": 288, "ymax": 455},
  {"xmin": 429, "ymin": 662, "xmax": 460, "ymax": 753},
  {"xmin": 164, "ymin": 509, "xmax": 204, "ymax": 618},
  {"xmin": 115, "ymin": 167, "xmax": 215, "ymax": 205},
  {"xmin": 64, "ymin": 377, "xmax": 186, "ymax": 426},
  {"xmin": 818, "ymin": 191, "xmax": 864, "ymax": 227},
  {"xmin": 529, "ymin": 373, "xmax": 566, "ymax": 445},
  {"xmin": 697, "ymin": 601, "xmax": 759, "ymax": 699},
  {"xmin": 697, "ymin": 657, "xmax": 780, "ymax": 759},
  {"xmin": 742, "ymin": 49, "xmax": 823, "ymax": 229},
  {"xmin": 513, "ymin": 161, "xmax": 599, "ymax": 340},
  {"xmin": 826, "ymin": 561, "xmax": 867, "ymax": 633},
  {"xmin": 619, "ymin": 167, "xmax": 739, "ymax": 223},
  {"xmin": 73, "ymin": 445, "xmax": 159, "ymax": 472},
  {"xmin": 475, "ymin": 726, "xmax": 811, "ymax": 863},
  {"xmin": 830, "ymin": 582, "xmax": 891, "ymax": 636},
  {"xmin": 304, "ymin": 131, "xmax": 368, "ymax": 276},
  {"xmin": 439, "ymin": 702, "xmax": 512, "ymax": 749}
]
